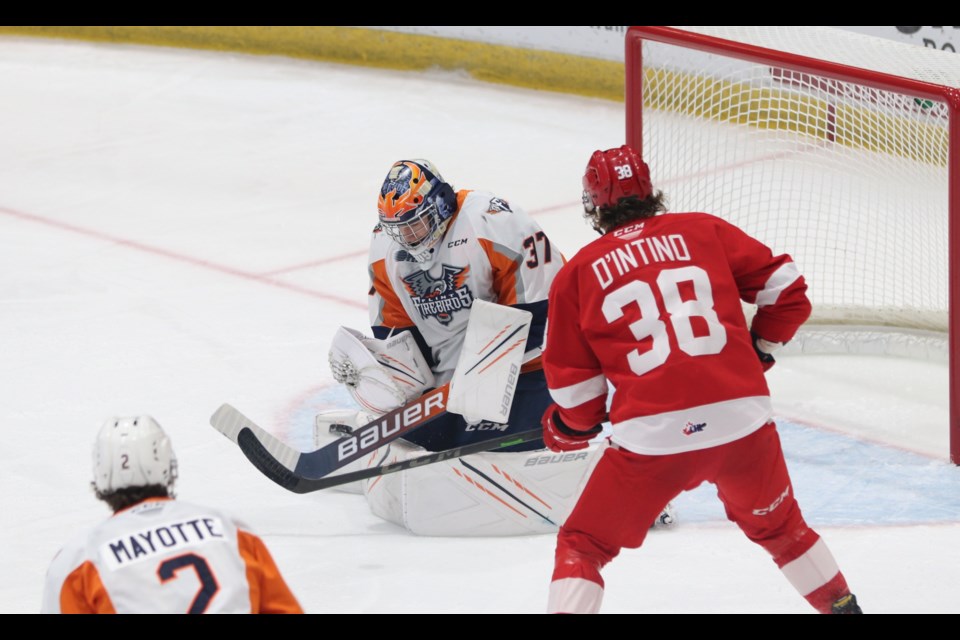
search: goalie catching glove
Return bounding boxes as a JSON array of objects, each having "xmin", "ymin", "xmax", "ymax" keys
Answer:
[
  {"xmin": 541, "ymin": 403, "xmax": 603, "ymax": 453},
  {"xmin": 328, "ymin": 326, "xmax": 435, "ymax": 416}
]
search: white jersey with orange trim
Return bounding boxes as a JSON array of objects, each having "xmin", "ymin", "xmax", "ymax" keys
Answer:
[
  {"xmin": 41, "ymin": 497, "xmax": 302, "ymax": 614},
  {"xmin": 368, "ymin": 189, "xmax": 564, "ymax": 383}
]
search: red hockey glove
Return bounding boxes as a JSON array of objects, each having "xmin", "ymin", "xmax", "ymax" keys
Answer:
[
  {"xmin": 541, "ymin": 404, "xmax": 603, "ymax": 453},
  {"xmin": 751, "ymin": 331, "xmax": 783, "ymax": 372}
]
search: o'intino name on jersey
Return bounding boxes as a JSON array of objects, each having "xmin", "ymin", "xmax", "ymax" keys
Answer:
[
  {"xmin": 592, "ymin": 233, "xmax": 692, "ymax": 290},
  {"xmin": 402, "ymin": 264, "xmax": 474, "ymax": 325}
]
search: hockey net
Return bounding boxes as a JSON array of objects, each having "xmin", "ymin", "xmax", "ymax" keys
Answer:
[{"xmin": 625, "ymin": 26, "xmax": 960, "ymax": 461}]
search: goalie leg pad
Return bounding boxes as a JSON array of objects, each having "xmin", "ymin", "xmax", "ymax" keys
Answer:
[
  {"xmin": 363, "ymin": 439, "xmax": 607, "ymax": 536},
  {"xmin": 360, "ymin": 438, "xmax": 424, "ymax": 528},
  {"xmin": 328, "ymin": 326, "xmax": 435, "ymax": 416}
]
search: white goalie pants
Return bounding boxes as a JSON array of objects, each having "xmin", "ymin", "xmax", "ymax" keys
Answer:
[{"xmin": 335, "ymin": 439, "xmax": 605, "ymax": 537}]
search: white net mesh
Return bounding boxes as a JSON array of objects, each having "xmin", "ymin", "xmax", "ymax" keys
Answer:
[
  {"xmin": 673, "ymin": 26, "xmax": 960, "ymax": 86},
  {"xmin": 785, "ymin": 325, "xmax": 948, "ymax": 362},
  {"xmin": 635, "ymin": 26, "xmax": 959, "ymax": 341}
]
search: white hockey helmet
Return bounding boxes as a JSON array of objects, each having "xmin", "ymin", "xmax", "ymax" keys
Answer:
[{"xmin": 92, "ymin": 415, "xmax": 178, "ymax": 493}]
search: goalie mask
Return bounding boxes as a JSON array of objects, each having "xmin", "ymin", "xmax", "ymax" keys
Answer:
[
  {"xmin": 377, "ymin": 159, "xmax": 457, "ymax": 262},
  {"xmin": 582, "ymin": 145, "xmax": 652, "ymax": 212},
  {"xmin": 92, "ymin": 415, "xmax": 178, "ymax": 494}
]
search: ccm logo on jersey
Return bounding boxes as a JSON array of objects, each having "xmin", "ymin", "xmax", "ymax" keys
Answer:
[
  {"xmin": 337, "ymin": 390, "xmax": 445, "ymax": 461},
  {"xmin": 613, "ymin": 221, "xmax": 645, "ymax": 237},
  {"xmin": 448, "ymin": 238, "xmax": 467, "ymax": 248},
  {"xmin": 683, "ymin": 421, "xmax": 707, "ymax": 435}
]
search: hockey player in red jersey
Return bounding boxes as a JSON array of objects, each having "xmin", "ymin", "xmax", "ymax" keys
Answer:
[{"xmin": 539, "ymin": 144, "xmax": 861, "ymax": 614}]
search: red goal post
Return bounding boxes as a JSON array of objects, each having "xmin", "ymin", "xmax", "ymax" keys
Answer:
[{"xmin": 625, "ymin": 26, "xmax": 960, "ymax": 463}]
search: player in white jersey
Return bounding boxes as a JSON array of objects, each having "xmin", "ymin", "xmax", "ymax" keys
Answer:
[
  {"xmin": 41, "ymin": 416, "xmax": 302, "ymax": 614},
  {"xmin": 366, "ymin": 158, "xmax": 561, "ymax": 453},
  {"xmin": 318, "ymin": 159, "xmax": 675, "ymax": 536}
]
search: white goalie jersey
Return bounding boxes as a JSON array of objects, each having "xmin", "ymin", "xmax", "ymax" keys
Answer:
[{"xmin": 368, "ymin": 189, "xmax": 564, "ymax": 383}]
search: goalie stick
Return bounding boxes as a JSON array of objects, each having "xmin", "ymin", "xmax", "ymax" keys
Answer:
[
  {"xmin": 210, "ymin": 389, "xmax": 450, "ymax": 481},
  {"xmin": 211, "ymin": 301, "xmax": 538, "ymax": 482},
  {"xmin": 236, "ymin": 425, "xmax": 542, "ymax": 494},
  {"xmin": 210, "ymin": 347, "xmax": 536, "ymax": 482}
]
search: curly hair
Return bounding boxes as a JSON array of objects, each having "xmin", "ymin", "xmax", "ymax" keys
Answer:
[
  {"xmin": 585, "ymin": 191, "xmax": 668, "ymax": 234},
  {"xmin": 93, "ymin": 484, "xmax": 172, "ymax": 513}
]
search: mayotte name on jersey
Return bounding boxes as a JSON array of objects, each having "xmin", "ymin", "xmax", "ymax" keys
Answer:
[{"xmin": 100, "ymin": 515, "xmax": 226, "ymax": 569}]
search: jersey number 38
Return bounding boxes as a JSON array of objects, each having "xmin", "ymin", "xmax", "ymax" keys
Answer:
[{"xmin": 601, "ymin": 266, "xmax": 727, "ymax": 376}]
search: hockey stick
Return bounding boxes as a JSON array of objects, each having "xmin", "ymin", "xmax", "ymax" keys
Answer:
[
  {"xmin": 236, "ymin": 426, "xmax": 542, "ymax": 494},
  {"xmin": 211, "ymin": 301, "xmax": 538, "ymax": 481},
  {"xmin": 211, "ymin": 389, "xmax": 450, "ymax": 480}
]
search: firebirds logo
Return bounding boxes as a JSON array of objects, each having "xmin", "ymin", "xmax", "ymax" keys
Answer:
[
  {"xmin": 486, "ymin": 197, "xmax": 512, "ymax": 214},
  {"xmin": 402, "ymin": 264, "xmax": 474, "ymax": 325}
]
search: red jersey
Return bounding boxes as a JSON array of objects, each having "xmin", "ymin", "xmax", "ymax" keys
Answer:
[{"xmin": 543, "ymin": 212, "xmax": 811, "ymax": 454}]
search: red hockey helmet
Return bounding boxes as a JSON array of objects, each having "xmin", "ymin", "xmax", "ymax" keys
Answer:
[{"xmin": 582, "ymin": 145, "xmax": 652, "ymax": 211}]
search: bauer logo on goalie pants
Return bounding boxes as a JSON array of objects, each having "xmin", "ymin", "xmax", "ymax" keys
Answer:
[{"xmin": 336, "ymin": 388, "xmax": 446, "ymax": 462}]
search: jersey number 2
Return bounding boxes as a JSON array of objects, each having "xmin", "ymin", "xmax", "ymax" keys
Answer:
[
  {"xmin": 601, "ymin": 266, "xmax": 727, "ymax": 376},
  {"xmin": 158, "ymin": 553, "xmax": 219, "ymax": 614}
]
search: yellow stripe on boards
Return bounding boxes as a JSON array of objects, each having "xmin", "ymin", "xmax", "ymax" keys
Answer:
[{"xmin": 0, "ymin": 26, "xmax": 625, "ymax": 101}]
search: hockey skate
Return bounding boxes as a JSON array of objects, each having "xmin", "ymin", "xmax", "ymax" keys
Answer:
[
  {"xmin": 651, "ymin": 501, "xmax": 676, "ymax": 529},
  {"xmin": 830, "ymin": 593, "xmax": 862, "ymax": 614}
]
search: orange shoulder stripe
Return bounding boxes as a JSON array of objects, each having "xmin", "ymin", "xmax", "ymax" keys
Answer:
[
  {"xmin": 237, "ymin": 530, "xmax": 303, "ymax": 614},
  {"xmin": 478, "ymin": 238, "xmax": 520, "ymax": 306},
  {"xmin": 60, "ymin": 561, "xmax": 115, "ymax": 614},
  {"xmin": 371, "ymin": 259, "xmax": 414, "ymax": 329}
]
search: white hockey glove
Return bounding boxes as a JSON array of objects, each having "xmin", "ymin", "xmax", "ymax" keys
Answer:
[{"xmin": 328, "ymin": 326, "xmax": 435, "ymax": 416}]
